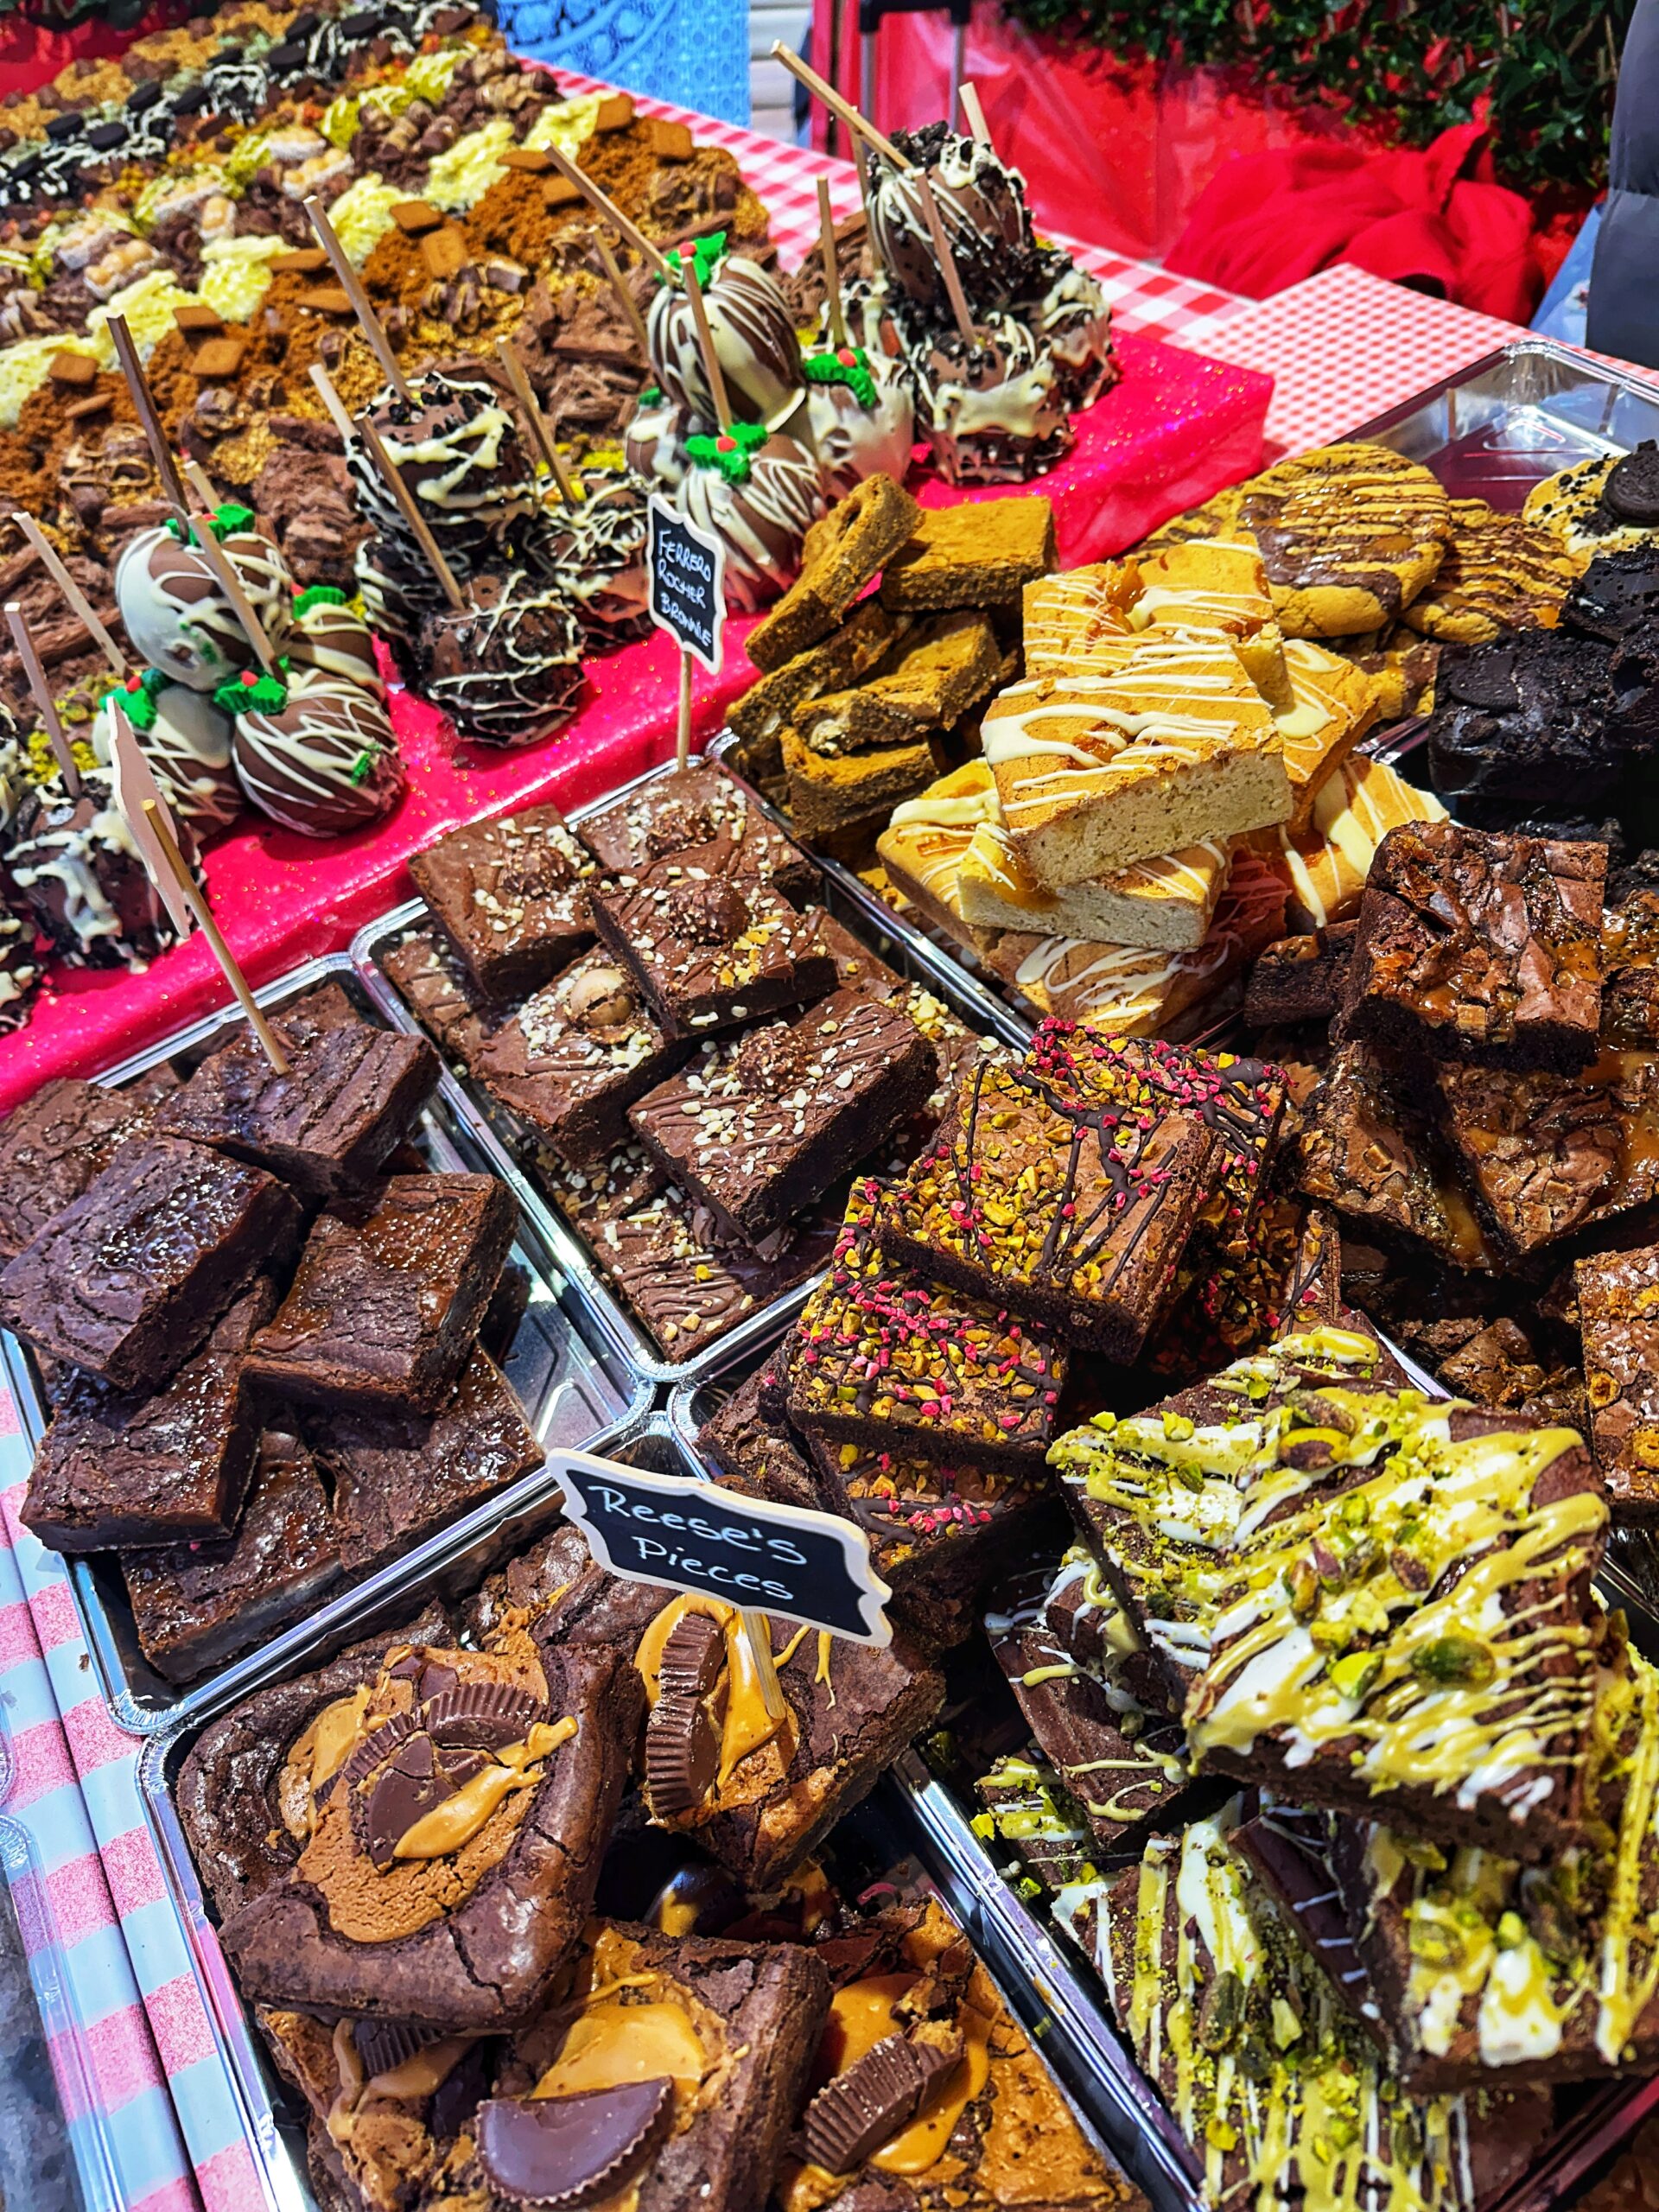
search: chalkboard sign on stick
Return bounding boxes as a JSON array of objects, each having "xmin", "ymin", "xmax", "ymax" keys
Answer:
[
  {"xmin": 552, "ymin": 1449, "xmax": 893, "ymax": 1647},
  {"xmin": 648, "ymin": 494, "xmax": 725, "ymax": 674}
]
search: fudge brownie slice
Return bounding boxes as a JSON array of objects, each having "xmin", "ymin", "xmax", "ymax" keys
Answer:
[
  {"xmin": 629, "ymin": 990, "xmax": 938, "ymax": 1250},
  {"xmin": 245, "ymin": 1174, "xmax": 515, "ymax": 1416},
  {"xmin": 473, "ymin": 950, "xmax": 690, "ymax": 1166},
  {"xmin": 747, "ymin": 471, "xmax": 920, "ymax": 670},
  {"xmin": 1425, "ymin": 630, "xmax": 1622, "ymax": 829},
  {"xmin": 20, "ymin": 1275, "xmax": 278, "ymax": 1553},
  {"xmin": 697, "ymin": 1368, "xmax": 824, "ymax": 1512},
  {"xmin": 121, "ymin": 1428, "xmax": 344, "ymax": 1682},
  {"xmin": 802, "ymin": 906, "xmax": 906, "ymax": 999},
  {"xmin": 156, "ymin": 1019, "xmax": 440, "ymax": 1203},
  {"xmin": 1243, "ymin": 919, "xmax": 1357, "ymax": 1030},
  {"xmin": 1578, "ymin": 1241, "xmax": 1659, "ymax": 1518},
  {"xmin": 787, "ymin": 1182, "xmax": 1069, "ymax": 1476},
  {"xmin": 1602, "ymin": 890, "xmax": 1659, "ymax": 1048},
  {"xmin": 213, "ymin": 1611, "xmax": 642, "ymax": 2028},
  {"xmin": 0, "ymin": 1067, "xmax": 178, "ymax": 1263},
  {"xmin": 575, "ymin": 762, "xmax": 814, "ymax": 902},
  {"xmin": 1341, "ymin": 822, "xmax": 1606, "ymax": 1071},
  {"xmin": 380, "ymin": 927, "xmax": 499, "ymax": 1068},
  {"xmin": 1437, "ymin": 1316, "xmax": 1587, "ymax": 1435},
  {"xmin": 1229, "ymin": 1797, "xmax": 1385, "ymax": 2038},
  {"xmin": 407, "ymin": 802, "xmax": 596, "ymax": 1003},
  {"xmin": 0, "ymin": 1136, "xmax": 302, "ymax": 1393},
  {"xmin": 588, "ymin": 864, "xmax": 837, "ymax": 1039}
]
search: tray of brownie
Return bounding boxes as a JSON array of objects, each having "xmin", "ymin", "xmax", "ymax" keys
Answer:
[
  {"xmin": 350, "ymin": 754, "xmax": 1030, "ymax": 1390},
  {"xmin": 0, "ymin": 955, "xmax": 652, "ymax": 1736},
  {"xmin": 135, "ymin": 1417, "xmax": 1153, "ymax": 2212}
]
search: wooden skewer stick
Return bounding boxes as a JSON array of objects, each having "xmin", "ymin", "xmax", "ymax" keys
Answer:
[
  {"xmin": 740, "ymin": 1611, "xmax": 787, "ymax": 1721},
  {"xmin": 593, "ymin": 232, "xmax": 651, "ymax": 358},
  {"xmin": 105, "ymin": 314, "xmax": 190, "ymax": 523},
  {"xmin": 183, "ymin": 503, "xmax": 279, "ymax": 677},
  {"xmin": 302, "ymin": 195, "xmax": 416, "ymax": 404},
  {"xmin": 536, "ymin": 143, "xmax": 669, "ymax": 277},
  {"xmin": 674, "ymin": 645, "xmax": 692, "ymax": 773},
  {"xmin": 770, "ymin": 43, "xmax": 911, "ymax": 168},
  {"xmin": 141, "ymin": 794, "xmax": 290, "ymax": 1073},
  {"xmin": 305, "ymin": 355, "xmax": 359, "ymax": 448},
  {"xmin": 181, "ymin": 458, "xmax": 223, "ymax": 518},
  {"xmin": 917, "ymin": 173, "xmax": 976, "ymax": 346},
  {"xmin": 681, "ymin": 258, "xmax": 732, "ymax": 435},
  {"xmin": 8, "ymin": 513, "xmax": 125, "ymax": 677},
  {"xmin": 105, "ymin": 700, "xmax": 193, "ymax": 938},
  {"xmin": 960, "ymin": 80, "xmax": 993, "ymax": 146},
  {"xmin": 817, "ymin": 177, "xmax": 848, "ymax": 351},
  {"xmin": 494, "ymin": 337, "xmax": 578, "ymax": 505},
  {"xmin": 6, "ymin": 601, "xmax": 79, "ymax": 795},
  {"xmin": 311, "ymin": 364, "xmax": 466, "ymax": 612}
]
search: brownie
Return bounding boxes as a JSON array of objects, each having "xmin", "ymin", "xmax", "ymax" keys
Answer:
[
  {"xmin": 211, "ymin": 1613, "xmax": 642, "ymax": 2028},
  {"xmin": 1425, "ymin": 630, "xmax": 1623, "ymax": 827},
  {"xmin": 121, "ymin": 1428, "xmax": 344, "ymax": 1683},
  {"xmin": 474, "ymin": 950, "xmax": 689, "ymax": 1166},
  {"xmin": 0, "ymin": 1135, "xmax": 302, "ymax": 1393},
  {"xmin": 697, "ymin": 1368, "xmax": 824, "ymax": 1513},
  {"xmin": 1563, "ymin": 547, "xmax": 1659, "ymax": 645},
  {"xmin": 875, "ymin": 1027, "xmax": 1283, "ymax": 1360},
  {"xmin": 972, "ymin": 1754, "xmax": 1099, "ymax": 1897},
  {"xmin": 156, "ymin": 1019, "xmax": 440, "ymax": 1203},
  {"xmin": 1243, "ymin": 919, "xmax": 1357, "ymax": 1029},
  {"xmin": 1341, "ymin": 822, "xmax": 1606, "ymax": 1071},
  {"xmin": 0, "ymin": 1067, "xmax": 179, "ymax": 1263},
  {"xmin": 270, "ymin": 1918, "xmax": 831, "ymax": 2212},
  {"xmin": 245, "ymin": 1174, "xmax": 515, "ymax": 1416},
  {"xmin": 381, "ymin": 927, "xmax": 498, "ymax": 1067},
  {"xmin": 312, "ymin": 1347, "xmax": 544, "ymax": 1576},
  {"xmin": 1578, "ymin": 1241, "xmax": 1659, "ymax": 1518},
  {"xmin": 19, "ymin": 1276, "xmax": 278, "ymax": 1553},
  {"xmin": 1437, "ymin": 1315, "xmax": 1586, "ymax": 1433},
  {"xmin": 407, "ymin": 803, "xmax": 596, "ymax": 1002},
  {"xmin": 588, "ymin": 864, "xmax": 837, "ymax": 1039},
  {"xmin": 1229, "ymin": 1800, "xmax": 1384, "ymax": 2037},
  {"xmin": 1603, "ymin": 890, "xmax": 1659, "ymax": 1047},
  {"xmin": 629, "ymin": 990, "xmax": 938, "ymax": 1251},
  {"xmin": 575, "ymin": 762, "xmax": 814, "ymax": 901},
  {"xmin": 803, "ymin": 906, "xmax": 906, "ymax": 1000},
  {"xmin": 786, "ymin": 1182, "xmax": 1068, "ymax": 1476}
]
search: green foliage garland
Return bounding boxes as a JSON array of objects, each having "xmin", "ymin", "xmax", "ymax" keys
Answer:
[{"xmin": 997, "ymin": 0, "xmax": 1635, "ymax": 193}]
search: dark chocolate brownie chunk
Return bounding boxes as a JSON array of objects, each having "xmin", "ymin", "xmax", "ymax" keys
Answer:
[
  {"xmin": 1578, "ymin": 1241, "xmax": 1659, "ymax": 1519},
  {"xmin": 381, "ymin": 928, "xmax": 499, "ymax": 1067},
  {"xmin": 1603, "ymin": 891, "xmax": 1659, "ymax": 1047},
  {"xmin": 20, "ymin": 1276, "xmax": 278, "ymax": 1553},
  {"xmin": 1437, "ymin": 1316, "xmax": 1586, "ymax": 1433},
  {"xmin": 1425, "ymin": 631, "xmax": 1620, "ymax": 827},
  {"xmin": 973, "ymin": 1754, "xmax": 1099, "ymax": 1897},
  {"xmin": 697, "ymin": 1369, "xmax": 823, "ymax": 1512},
  {"xmin": 1243, "ymin": 921, "xmax": 1356, "ymax": 1029},
  {"xmin": 213, "ymin": 1616, "xmax": 642, "ymax": 2028},
  {"xmin": 1562, "ymin": 546, "xmax": 1659, "ymax": 645},
  {"xmin": 575, "ymin": 762, "xmax": 814, "ymax": 901},
  {"xmin": 156, "ymin": 1019, "xmax": 440, "ymax": 1202},
  {"xmin": 473, "ymin": 950, "xmax": 689, "ymax": 1166},
  {"xmin": 630, "ymin": 990, "xmax": 938, "ymax": 1250},
  {"xmin": 1342, "ymin": 822, "xmax": 1605, "ymax": 1071},
  {"xmin": 1230, "ymin": 1800, "xmax": 1385, "ymax": 2037},
  {"xmin": 407, "ymin": 803, "xmax": 595, "ymax": 1002},
  {"xmin": 122, "ymin": 1429, "xmax": 344, "ymax": 1683},
  {"xmin": 588, "ymin": 866, "xmax": 837, "ymax": 1039},
  {"xmin": 803, "ymin": 906, "xmax": 906, "ymax": 999},
  {"xmin": 0, "ymin": 1135, "xmax": 302, "ymax": 1393},
  {"xmin": 245, "ymin": 1174, "xmax": 515, "ymax": 1416},
  {"xmin": 0, "ymin": 1068, "xmax": 179, "ymax": 1262}
]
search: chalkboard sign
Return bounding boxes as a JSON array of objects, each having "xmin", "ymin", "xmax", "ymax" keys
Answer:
[
  {"xmin": 648, "ymin": 494, "xmax": 726, "ymax": 673},
  {"xmin": 552, "ymin": 1449, "xmax": 892, "ymax": 1646}
]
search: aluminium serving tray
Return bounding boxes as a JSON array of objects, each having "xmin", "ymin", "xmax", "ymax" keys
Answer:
[
  {"xmin": 0, "ymin": 952, "xmax": 652, "ymax": 1738},
  {"xmin": 136, "ymin": 1415, "xmax": 1141, "ymax": 2212},
  {"xmin": 351, "ymin": 754, "xmax": 1031, "ymax": 1391}
]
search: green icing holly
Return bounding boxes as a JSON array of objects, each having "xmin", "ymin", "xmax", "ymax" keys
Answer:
[
  {"xmin": 804, "ymin": 346, "xmax": 878, "ymax": 410},
  {"xmin": 684, "ymin": 421, "xmax": 768, "ymax": 485},
  {"xmin": 293, "ymin": 584, "xmax": 346, "ymax": 619},
  {"xmin": 213, "ymin": 660, "xmax": 290, "ymax": 717},
  {"xmin": 99, "ymin": 664, "xmax": 175, "ymax": 733},
  {"xmin": 164, "ymin": 501, "xmax": 257, "ymax": 549},
  {"xmin": 662, "ymin": 229, "xmax": 728, "ymax": 290}
]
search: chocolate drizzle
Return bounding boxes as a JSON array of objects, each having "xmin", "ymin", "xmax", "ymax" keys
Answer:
[
  {"xmin": 800, "ymin": 2031, "xmax": 958, "ymax": 2172},
  {"xmin": 474, "ymin": 2080, "xmax": 675, "ymax": 2206}
]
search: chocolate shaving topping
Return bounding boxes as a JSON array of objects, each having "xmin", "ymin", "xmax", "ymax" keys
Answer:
[
  {"xmin": 416, "ymin": 1659, "xmax": 461, "ymax": 1703},
  {"xmin": 420, "ymin": 1680, "xmax": 544, "ymax": 1749},
  {"xmin": 474, "ymin": 2080, "xmax": 674, "ymax": 2207},
  {"xmin": 643, "ymin": 1691, "xmax": 719, "ymax": 1818},
  {"xmin": 658, "ymin": 1612, "xmax": 724, "ymax": 1701},
  {"xmin": 353, "ymin": 2019, "xmax": 446, "ymax": 2081},
  {"xmin": 801, "ymin": 2032, "xmax": 958, "ymax": 2173}
]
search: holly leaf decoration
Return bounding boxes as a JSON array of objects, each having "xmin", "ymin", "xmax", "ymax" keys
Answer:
[
  {"xmin": 804, "ymin": 346, "xmax": 879, "ymax": 409},
  {"xmin": 663, "ymin": 228, "xmax": 729, "ymax": 290},
  {"xmin": 684, "ymin": 422, "xmax": 768, "ymax": 484},
  {"xmin": 215, "ymin": 665, "xmax": 289, "ymax": 716},
  {"xmin": 293, "ymin": 584, "xmax": 346, "ymax": 618}
]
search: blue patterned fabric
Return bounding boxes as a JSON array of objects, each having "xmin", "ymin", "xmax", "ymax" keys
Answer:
[{"xmin": 499, "ymin": 0, "xmax": 750, "ymax": 124}]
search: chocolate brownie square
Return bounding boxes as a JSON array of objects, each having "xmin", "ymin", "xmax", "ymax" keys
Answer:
[
  {"xmin": 20, "ymin": 1276, "xmax": 278, "ymax": 1553},
  {"xmin": 973, "ymin": 1754, "xmax": 1100, "ymax": 1898},
  {"xmin": 0, "ymin": 1068, "xmax": 178, "ymax": 1263},
  {"xmin": 408, "ymin": 803, "xmax": 596, "ymax": 1002},
  {"xmin": 1577, "ymin": 1242, "xmax": 1659, "ymax": 1518},
  {"xmin": 207, "ymin": 1611, "xmax": 642, "ymax": 2028},
  {"xmin": 1243, "ymin": 920, "xmax": 1357, "ymax": 1030},
  {"xmin": 1603, "ymin": 890, "xmax": 1659, "ymax": 1048},
  {"xmin": 245, "ymin": 1174, "xmax": 515, "ymax": 1416},
  {"xmin": 575, "ymin": 763, "xmax": 814, "ymax": 901},
  {"xmin": 1425, "ymin": 631, "xmax": 1622, "ymax": 828},
  {"xmin": 157, "ymin": 1019, "xmax": 440, "ymax": 1203},
  {"xmin": 803, "ymin": 907, "xmax": 906, "ymax": 999},
  {"xmin": 121, "ymin": 1428, "xmax": 343, "ymax": 1682},
  {"xmin": 629, "ymin": 990, "xmax": 938, "ymax": 1250},
  {"xmin": 1342, "ymin": 822, "xmax": 1606, "ymax": 1071},
  {"xmin": 588, "ymin": 865, "xmax": 836, "ymax": 1039},
  {"xmin": 474, "ymin": 950, "xmax": 690, "ymax": 1166},
  {"xmin": 0, "ymin": 1136, "xmax": 302, "ymax": 1393},
  {"xmin": 1229, "ymin": 1799, "xmax": 1385, "ymax": 2037},
  {"xmin": 381, "ymin": 927, "xmax": 499, "ymax": 1067},
  {"xmin": 697, "ymin": 1369, "xmax": 824, "ymax": 1512}
]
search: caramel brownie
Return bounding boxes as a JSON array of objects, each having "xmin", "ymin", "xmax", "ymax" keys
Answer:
[
  {"xmin": 269, "ymin": 1917, "xmax": 831, "ymax": 2212},
  {"xmin": 0, "ymin": 1067, "xmax": 179, "ymax": 1263},
  {"xmin": 408, "ymin": 803, "xmax": 596, "ymax": 1003},
  {"xmin": 630, "ymin": 990, "xmax": 938, "ymax": 1250},
  {"xmin": 121, "ymin": 1429, "xmax": 343, "ymax": 1683},
  {"xmin": 156, "ymin": 1019, "xmax": 440, "ymax": 1203},
  {"xmin": 575, "ymin": 763, "xmax": 814, "ymax": 902},
  {"xmin": 0, "ymin": 1136, "xmax": 302, "ymax": 1394},
  {"xmin": 1602, "ymin": 891, "xmax": 1659, "ymax": 1048},
  {"xmin": 20, "ymin": 1276, "xmax": 278, "ymax": 1554},
  {"xmin": 245, "ymin": 1174, "xmax": 515, "ymax": 1416},
  {"xmin": 381, "ymin": 928, "xmax": 499, "ymax": 1068},
  {"xmin": 1342, "ymin": 823, "xmax": 1606, "ymax": 1071},
  {"xmin": 588, "ymin": 865, "xmax": 837, "ymax": 1039},
  {"xmin": 206, "ymin": 1612, "xmax": 641, "ymax": 2028},
  {"xmin": 1242, "ymin": 919, "xmax": 1356, "ymax": 1030},
  {"xmin": 787, "ymin": 1182, "xmax": 1068, "ymax": 1475},
  {"xmin": 1578, "ymin": 1241, "xmax": 1659, "ymax": 1518},
  {"xmin": 473, "ymin": 950, "xmax": 690, "ymax": 1166},
  {"xmin": 747, "ymin": 470, "xmax": 920, "ymax": 670}
]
